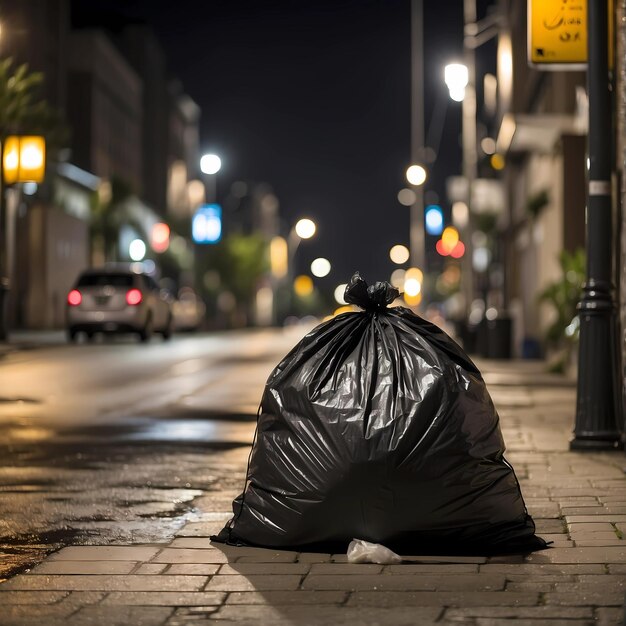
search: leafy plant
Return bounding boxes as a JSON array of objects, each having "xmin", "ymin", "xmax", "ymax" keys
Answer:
[
  {"xmin": 538, "ymin": 248, "xmax": 585, "ymax": 371},
  {"xmin": 90, "ymin": 175, "xmax": 135, "ymax": 261},
  {"xmin": 200, "ymin": 233, "xmax": 269, "ymax": 313},
  {"xmin": 0, "ymin": 58, "xmax": 67, "ymax": 148},
  {"xmin": 526, "ymin": 189, "xmax": 550, "ymax": 220}
]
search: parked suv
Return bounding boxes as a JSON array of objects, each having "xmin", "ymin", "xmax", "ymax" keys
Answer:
[{"xmin": 66, "ymin": 269, "xmax": 173, "ymax": 342}]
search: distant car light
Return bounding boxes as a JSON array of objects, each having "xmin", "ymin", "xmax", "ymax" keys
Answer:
[
  {"xmin": 67, "ymin": 289, "xmax": 82, "ymax": 306},
  {"xmin": 126, "ymin": 288, "xmax": 143, "ymax": 306}
]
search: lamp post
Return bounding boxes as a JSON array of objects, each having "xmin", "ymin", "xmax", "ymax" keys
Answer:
[
  {"xmin": 0, "ymin": 135, "xmax": 46, "ymax": 340},
  {"xmin": 286, "ymin": 218, "xmax": 316, "ymax": 313},
  {"xmin": 409, "ymin": 0, "xmax": 425, "ymax": 274},
  {"xmin": 199, "ymin": 153, "xmax": 221, "ymax": 203},
  {"xmin": 288, "ymin": 218, "xmax": 316, "ymax": 270},
  {"xmin": 571, "ymin": 0, "xmax": 621, "ymax": 449},
  {"xmin": 444, "ymin": 59, "xmax": 475, "ymax": 320}
]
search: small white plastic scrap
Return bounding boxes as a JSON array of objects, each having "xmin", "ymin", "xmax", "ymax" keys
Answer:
[{"xmin": 347, "ymin": 538, "xmax": 402, "ymax": 565}]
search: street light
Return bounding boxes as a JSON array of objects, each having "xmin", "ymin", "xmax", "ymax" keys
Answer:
[
  {"xmin": 406, "ymin": 164, "xmax": 427, "ymax": 186},
  {"xmin": 294, "ymin": 218, "xmax": 316, "ymax": 239},
  {"xmin": 199, "ymin": 153, "xmax": 221, "ymax": 203},
  {"xmin": 310, "ymin": 257, "xmax": 331, "ymax": 278},
  {"xmin": 444, "ymin": 63, "xmax": 469, "ymax": 102},
  {"xmin": 3, "ymin": 135, "xmax": 46, "ymax": 184},
  {"xmin": 444, "ymin": 58, "xmax": 476, "ymax": 323},
  {"xmin": 200, "ymin": 153, "xmax": 221, "ymax": 175},
  {"xmin": 0, "ymin": 134, "xmax": 47, "ymax": 340}
]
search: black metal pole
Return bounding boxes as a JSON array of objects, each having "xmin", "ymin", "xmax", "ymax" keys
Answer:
[
  {"xmin": 571, "ymin": 0, "xmax": 622, "ymax": 449},
  {"xmin": 0, "ymin": 140, "xmax": 8, "ymax": 342}
]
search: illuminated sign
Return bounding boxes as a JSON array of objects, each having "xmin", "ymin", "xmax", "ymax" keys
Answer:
[
  {"xmin": 528, "ymin": 0, "xmax": 613, "ymax": 70},
  {"xmin": 192, "ymin": 204, "xmax": 222, "ymax": 244}
]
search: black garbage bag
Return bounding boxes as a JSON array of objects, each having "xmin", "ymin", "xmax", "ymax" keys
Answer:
[{"xmin": 213, "ymin": 273, "xmax": 546, "ymax": 555}]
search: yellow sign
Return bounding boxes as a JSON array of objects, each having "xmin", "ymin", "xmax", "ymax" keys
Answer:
[
  {"xmin": 3, "ymin": 135, "xmax": 46, "ymax": 184},
  {"xmin": 528, "ymin": 0, "xmax": 613, "ymax": 69}
]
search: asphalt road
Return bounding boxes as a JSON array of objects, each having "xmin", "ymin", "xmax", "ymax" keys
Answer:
[{"xmin": 0, "ymin": 326, "xmax": 309, "ymax": 578}]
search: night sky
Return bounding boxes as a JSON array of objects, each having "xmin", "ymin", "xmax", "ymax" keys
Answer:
[{"xmin": 71, "ymin": 0, "xmax": 481, "ymax": 289}]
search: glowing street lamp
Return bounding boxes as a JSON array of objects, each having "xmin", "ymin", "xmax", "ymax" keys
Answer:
[
  {"xmin": 199, "ymin": 153, "xmax": 221, "ymax": 204},
  {"xmin": 406, "ymin": 164, "xmax": 427, "ymax": 186},
  {"xmin": 200, "ymin": 153, "xmax": 221, "ymax": 175},
  {"xmin": 3, "ymin": 135, "xmax": 46, "ymax": 184},
  {"xmin": 129, "ymin": 239, "xmax": 147, "ymax": 261},
  {"xmin": 295, "ymin": 218, "xmax": 316, "ymax": 239},
  {"xmin": 389, "ymin": 244, "xmax": 410, "ymax": 265},
  {"xmin": 444, "ymin": 63, "xmax": 469, "ymax": 102},
  {"xmin": 310, "ymin": 257, "xmax": 331, "ymax": 277}
]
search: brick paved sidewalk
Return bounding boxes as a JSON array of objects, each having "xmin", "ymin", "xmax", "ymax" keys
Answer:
[{"xmin": 2, "ymin": 360, "xmax": 626, "ymax": 625}]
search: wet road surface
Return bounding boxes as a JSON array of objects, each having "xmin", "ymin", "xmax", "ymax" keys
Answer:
[{"xmin": 0, "ymin": 327, "xmax": 308, "ymax": 578}]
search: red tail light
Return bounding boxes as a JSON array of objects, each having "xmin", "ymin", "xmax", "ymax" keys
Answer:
[
  {"xmin": 67, "ymin": 289, "xmax": 82, "ymax": 306},
  {"xmin": 126, "ymin": 288, "xmax": 143, "ymax": 306}
]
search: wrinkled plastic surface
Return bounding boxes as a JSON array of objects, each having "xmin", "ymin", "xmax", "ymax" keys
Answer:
[
  {"xmin": 347, "ymin": 539, "xmax": 402, "ymax": 564},
  {"xmin": 214, "ymin": 273, "xmax": 547, "ymax": 555}
]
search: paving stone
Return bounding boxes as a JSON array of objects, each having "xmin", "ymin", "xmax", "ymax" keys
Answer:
[
  {"xmin": 226, "ymin": 590, "xmax": 347, "ymax": 605},
  {"xmin": 67, "ymin": 605, "xmax": 173, "ymax": 626},
  {"xmin": 234, "ymin": 553, "xmax": 299, "ymax": 563},
  {"xmin": 479, "ymin": 563, "xmax": 605, "ymax": 575},
  {"xmin": 205, "ymin": 574, "xmax": 301, "ymax": 592},
  {"xmin": 346, "ymin": 591, "xmax": 539, "ymax": 607},
  {"xmin": 608, "ymin": 564, "xmax": 626, "ymax": 574},
  {"xmin": 594, "ymin": 607, "xmax": 624, "ymax": 626},
  {"xmin": 555, "ymin": 582, "xmax": 626, "ymax": 593},
  {"xmin": 168, "ymin": 538, "xmax": 216, "ymax": 549},
  {"xmin": 567, "ymin": 523, "xmax": 615, "ymax": 532},
  {"xmin": 308, "ymin": 563, "xmax": 382, "ymax": 575},
  {"xmin": 165, "ymin": 564, "xmax": 220, "ymax": 575},
  {"xmin": 385, "ymin": 564, "xmax": 479, "ymax": 573},
  {"xmin": 566, "ymin": 516, "xmax": 626, "ymax": 523},
  {"xmin": 561, "ymin": 507, "xmax": 609, "ymax": 515},
  {"xmin": 577, "ymin": 575, "xmax": 626, "ymax": 583},
  {"xmin": 30, "ymin": 560, "xmax": 137, "ymax": 575},
  {"xmin": 0, "ymin": 590, "xmax": 69, "ymax": 604},
  {"xmin": 0, "ymin": 604, "xmax": 75, "ymax": 624},
  {"xmin": 541, "ymin": 533, "xmax": 574, "ymax": 542},
  {"xmin": 574, "ymin": 540, "xmax": 625, "ymax": 547},
  {"xmin": 544, "ymin": 592, "xmax": 624, "ymax": 606},
  {"xmin": 59, "ymin": 591, "xmax": 107, "ymax": 606},
  {"xmin": 546, "ymin": 540, "xmax": 576, "ymax": 548},
  {"xmin": 534, "ymin": 520, "xmax": 567, "ymax": 533},
  {"xmin": 506, "ymin": 581, "xmax": 556, "ymax": 592},
  {"xmin": 1, "ymin": 574, "xmax": 206, "ymax": 591},
  {"xmin": 296, "ymin": 553, "xmax": 331, "ymax": 563},
  {"xmin": 399, "ymin": 555, "xmax": 487, "ymax": 564},
  {"xmin": 444, "ymin": 605, "xmax": 593, "ymax": 619},
  {"xmin": 101, "ymin": 591, "xmax": 225, "ymax": 605},
  {"xmin": 134, "ymin": 564, "xmax": 168, "ymax": 575},
  {"xmin": 218, "ymin": 563, "xmax": 310, "ymax": 575},
  {"xmin": 524, "ymin": 548, "xmax": 626, "ymax": 564},
  {"xmin": 474, "ymin": 617, "xmax": 595, "ymax": 626},
  {"xmin": 151, "ymin": 549, "xmax": 229, "ymax": 564},
  {"xmin": 330, "ymin": 554, "xmax": 348, "ymax": 563},
  {"xmin": 176, "ymin": 523, "xmax": 224, "ymax": 537},
  {"xmin": 505, "ymin": 574, "xmax": 576, "ymax": 583},
  {"xmin": 302, "ymin": 574, "xmax": 505, "ymax": 592},
  {"xmin": 48, "ymin": 546, "xmax": 160, "ymax": 562},
  {"xmin": 209, "ymin": 604, "xmax": 442, "ymax": 624}
]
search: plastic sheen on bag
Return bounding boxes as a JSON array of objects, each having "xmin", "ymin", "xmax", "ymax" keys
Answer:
[{"xmin": 213, "ymin": 273, "xmax": 547, "ymax": 555}]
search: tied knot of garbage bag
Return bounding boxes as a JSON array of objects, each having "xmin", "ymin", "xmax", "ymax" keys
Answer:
[{"xmin": 344, "ymin": 272, "xmax": 399, "ymax": 312}]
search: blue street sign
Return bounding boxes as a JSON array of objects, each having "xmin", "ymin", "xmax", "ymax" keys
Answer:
[{"xmin": 192, "ymin": 204, "xmax": 222, "ymax": 244}]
